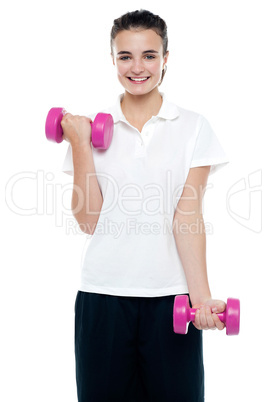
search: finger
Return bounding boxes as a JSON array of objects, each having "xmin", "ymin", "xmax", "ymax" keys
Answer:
[
  {"xmin": 211, "ymin": 301, "xmax": 226, "ymax": 314},
  {"xmin": 61, "ymin": 113, "xmax": 73, "ymax": 125},
  {"xmin": 193, "ymin": 309, "xmax": 202, "ymax": 330},
  {"xmin": 62, "ymin": 112, "xmax": 73, "ymax": 119},
  {"xmin": 212, "ymin": 313, "xmax": 225, "ymax": 331},
  {"xmin": 199, "ymin": 306, "xmax": 209, "ymax": 330},
  {"xmin": 81, "ymin": 116, "xmax": 93, "ymax": 125},
  {"xmin": 205, "ymin": 307, "xmax": 216, "ymax": 330}
]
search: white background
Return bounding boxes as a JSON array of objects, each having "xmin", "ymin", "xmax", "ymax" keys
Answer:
[{"xmin": 1, "ymin": 0, "xmax": 266, "ymax": 401}]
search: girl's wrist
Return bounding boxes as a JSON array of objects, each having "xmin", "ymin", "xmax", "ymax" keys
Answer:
[
  {"xmin": 71, "ymin": 138, "xmax": 93, "ymax": 152},
  {"xmin": 190, "ymin": 293, "xmax": 212, "ymax": 307}
]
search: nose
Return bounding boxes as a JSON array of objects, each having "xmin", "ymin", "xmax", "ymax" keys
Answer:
[{"xmin": 131, "ymin": 58, "xmax": 145, "ymax": 75}]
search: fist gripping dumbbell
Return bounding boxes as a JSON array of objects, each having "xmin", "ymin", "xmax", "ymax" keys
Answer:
[
  {"xmin": 45, "ymin": 107, "xmax": 114, "ymax": 149},
  {"xmin": 173, "ymin": 295, "xmax": 240, "ymax": 336}
]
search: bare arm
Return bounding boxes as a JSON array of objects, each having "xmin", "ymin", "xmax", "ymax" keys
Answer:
[
  {"xmin": 173, "ymin": 166, "xmax": 211, "ymax": 306},
  {"xmin": 61, "ymin": 114, "xmax": 103, "ymax": 234},
  {"xmin": 173, "ymin": 166, "xmax": 225, "ymax": 331}
]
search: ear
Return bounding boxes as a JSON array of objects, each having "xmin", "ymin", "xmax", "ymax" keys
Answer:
[
  {"xmin": 163, "ymin": 51, "xmax": 169, "ymax": 68},
  {"xmin": 111, "ymin": 53, "xmax": 115, "ymax": 66}
]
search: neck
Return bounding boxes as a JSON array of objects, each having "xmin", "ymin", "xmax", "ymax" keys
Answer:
[{"xmin": 121, "ymin": 88, "xmax": 163, "ymax": 123}]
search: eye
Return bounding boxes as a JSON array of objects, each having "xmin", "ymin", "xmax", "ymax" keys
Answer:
[
  {"xmin": 145, "ymin": 55, "xmax": 156, "ymax": 60},
  {"xmin": 119, "ymin": 56, "xmax": 131, "ymax": 61}
]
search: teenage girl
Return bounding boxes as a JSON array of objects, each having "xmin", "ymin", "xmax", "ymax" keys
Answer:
[{"xmin": 62, "ymin": 9, "xmax": 229, "ymax": 402}]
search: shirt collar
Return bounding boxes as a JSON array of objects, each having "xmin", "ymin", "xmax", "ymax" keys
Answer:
[{"xmin": 109, "ymin": 92, "xmax": 180, "ymax": 124}]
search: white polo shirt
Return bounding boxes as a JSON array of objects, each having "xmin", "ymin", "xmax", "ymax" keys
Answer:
[{"xmin": 62, "ymin": 93, "xmax": 228, "ymax": 297}]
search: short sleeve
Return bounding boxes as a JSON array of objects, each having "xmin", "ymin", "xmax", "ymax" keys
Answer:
[
  {"xmin": 62, "ymin": 145, "xmax": 74, "ymax": 176},
  {"xmin": 190, "ymin": 116, "xmax": 229, "ymax": 175}
]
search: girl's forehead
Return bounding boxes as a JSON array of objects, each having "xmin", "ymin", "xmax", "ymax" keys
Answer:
[{"xmin": 113, "ymin": 29, "xmax": 163, "ymax": 53}]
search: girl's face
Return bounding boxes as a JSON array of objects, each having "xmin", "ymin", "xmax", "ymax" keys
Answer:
[{"xmin": 112, "ymin": 29, "xmax": 169, "ymax": 96}]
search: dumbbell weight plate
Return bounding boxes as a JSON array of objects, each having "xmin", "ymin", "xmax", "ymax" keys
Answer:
[
  {"xmin": 225, "ymin": 298, "xmax": 240, "ymax": 335},
  {"xmin": 45, "ymin": 107, "xmax": 64, "ymax": 143},
  {"xmin": 173, "ymin": 295, "xmax": 190, "ymax": 334},
  {"xmin": 92, "ymin": 113, "xmax": 114, "ymax": 149}
]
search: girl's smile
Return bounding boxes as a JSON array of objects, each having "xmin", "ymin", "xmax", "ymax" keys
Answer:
[{"xmin": 127, "ymin": 76, "xmax": 150, "ymax": 83}]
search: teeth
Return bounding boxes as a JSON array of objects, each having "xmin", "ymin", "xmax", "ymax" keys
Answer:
[{"xmin": 130, "ymin": 77, "xmax": 148, "ymax": 81}]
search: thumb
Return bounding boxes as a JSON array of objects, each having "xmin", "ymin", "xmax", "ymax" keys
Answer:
[{"xmin": 204, "ymin": 299, "xmax": 226, "ymax": 314}]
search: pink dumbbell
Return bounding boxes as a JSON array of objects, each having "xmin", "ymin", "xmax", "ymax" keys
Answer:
[
  {"xmin": 45, "ymin": 107, "xmax": 114, "ymax": 149},
  {"xmin": 173, "ymin": 295, "xmax": 240, "ymax": 336}
]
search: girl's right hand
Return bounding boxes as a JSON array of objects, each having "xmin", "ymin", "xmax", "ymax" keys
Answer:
[{"xmin": 61, "ymin": 113, "xmax": 92, "ymax": 147}]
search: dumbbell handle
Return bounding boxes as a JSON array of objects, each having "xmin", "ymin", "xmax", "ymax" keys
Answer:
[{"xmin": 189, "ymin": 309, "xmax": 226, "ymax": 324}]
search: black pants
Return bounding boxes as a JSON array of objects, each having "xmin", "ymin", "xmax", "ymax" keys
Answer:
[{"xmin": 75, "ymin": 291, "xmax": 204, "ymax": 402}]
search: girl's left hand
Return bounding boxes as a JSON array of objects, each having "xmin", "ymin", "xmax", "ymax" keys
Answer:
[{"xmin": 192, "ymin": 299, "xmax": 226, "ymax": 331}]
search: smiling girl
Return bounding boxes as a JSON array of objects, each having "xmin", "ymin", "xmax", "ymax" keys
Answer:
[{"xmin": 62, "ymin": 9, "xmax": 229, "ymax": 402}]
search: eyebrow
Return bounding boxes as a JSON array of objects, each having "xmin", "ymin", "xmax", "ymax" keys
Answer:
[{"xmin": 117, "ymin": 50, "xmax": 159, "ymax": 55}]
